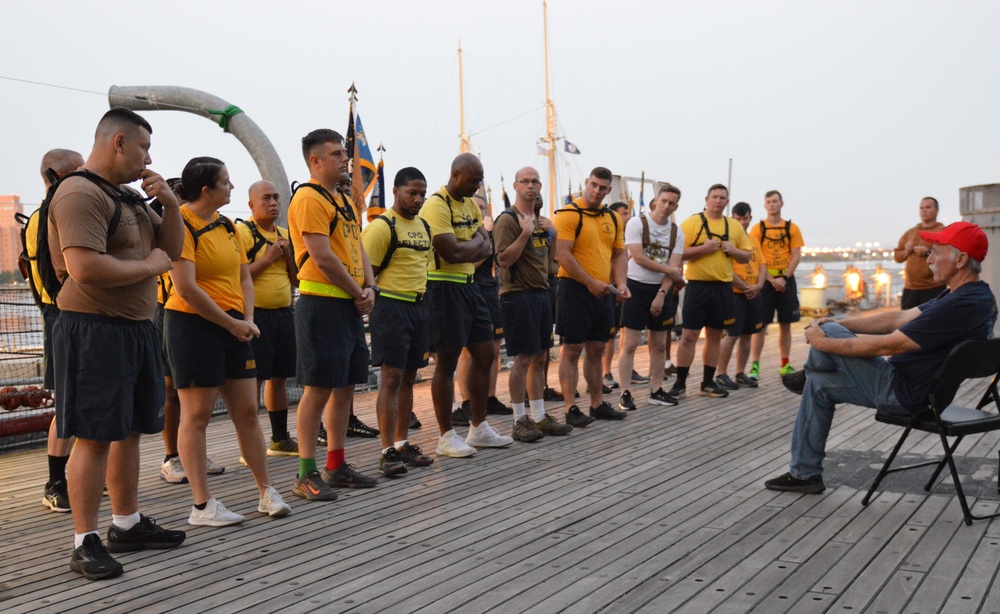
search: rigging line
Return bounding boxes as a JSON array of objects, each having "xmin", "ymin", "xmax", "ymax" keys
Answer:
[
  {"xmin": 546, "ymin": 12, "xmax": 604, "ymax": 167},
  {"xmin": 0, "ymin": 74, "xmax": 219, "ymax": 116},
  {"xmin": 464, "ymin": 51, "xmax": 543, "ymax": 105},
  {"xmin": 467, "ymin": 4, "xmax": 542, "ymax": 131},
  {"xmin": 412, "ymin": 54, "xmax": 458, "ymax": 164},
  {"xmin": 468, "ymin": 105, "xmax": 545, "ymax": 138}
]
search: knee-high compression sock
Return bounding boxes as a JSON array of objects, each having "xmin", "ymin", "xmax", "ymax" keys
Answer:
[{"xmin": 268, "ymin": 409, "xmax": 289, "ymax": 442}]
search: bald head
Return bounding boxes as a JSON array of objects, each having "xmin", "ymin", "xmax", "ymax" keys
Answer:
[
  {"xmin": 512, "ymin": 166, "xmax": 541, "ymax": 210},
  {"xmin": 514, "ymin": 166, "xmax": 538, "ymax": 182},
  {"xmin": 248, "ymin": 180, "xmax": 281, "ymax": 226},
  {"xmin": 447, "ymin": 153, "xmax": 485, "ymax": 199},
  {"xmin": 40, "ymin": 149, "xmax": 84, "ymax": 188}
]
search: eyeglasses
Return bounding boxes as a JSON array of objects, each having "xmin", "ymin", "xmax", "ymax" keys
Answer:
[{"xmin": 517, "ymin": 179, "xmax": 542, "ymax": 186}]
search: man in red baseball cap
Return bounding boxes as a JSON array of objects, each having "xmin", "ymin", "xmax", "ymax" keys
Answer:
[{"xmin": 765, "ymin": 221, "xmax": 997, "ymax": 494}]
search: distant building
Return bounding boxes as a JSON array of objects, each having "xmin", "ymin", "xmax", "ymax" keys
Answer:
[{"xmin": 0, "ymin": 195, "xmax": 24, "ymax": 275}]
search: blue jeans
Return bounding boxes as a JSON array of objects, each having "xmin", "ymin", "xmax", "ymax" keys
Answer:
[{"xmin": 789, "ymin": 322, "xmax": 908, "ymax": 478}]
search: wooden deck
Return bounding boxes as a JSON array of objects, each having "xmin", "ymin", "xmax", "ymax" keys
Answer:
[{"xmin": 3, "ymin": 316, "xmax": 1000, "ymax": 613}]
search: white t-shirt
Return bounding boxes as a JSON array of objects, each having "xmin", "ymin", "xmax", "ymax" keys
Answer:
[{"xmin": 625, "ymin": 214, "xmax": 684, "ymax": 284}]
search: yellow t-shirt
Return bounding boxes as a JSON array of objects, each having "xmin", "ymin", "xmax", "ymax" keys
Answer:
[
  {"xmin": 418, "ymin": 187, "xmax": 483, "ymax": 276},
  {"xmin": 288, "ymin": 179, "xmax": 365, "ymax": 292},
  {"xmin": 554, "ymin": 199, "xmax": 625, "ymax": 284},
  {"xmin": 361, "ymin": 210, "xmax": 431, "ymax": 294},
  {"xmin": 680, "ymin": 212, "xmax": 752, "ymax": 282},
  {"xmin": 235, "ymin": 220, "xmax": 292, "ymax": 309},
  {"xmin": 24, "ymin": 210, "xmax": 52, "ymax": 305},
  {"xmin": 164, "ymin": 206, "xmax": 247, "ymax": 314},
  {"xmin": 733, "ymin": 235, "xmax": 764, "ymax": 294},
  {"xmin": 749, "ymin": 219, "xmax": 804, "ymax": 272},
  {"xmin": 157, "ymin": 271, "xmax": 173, "ymax": 306}
]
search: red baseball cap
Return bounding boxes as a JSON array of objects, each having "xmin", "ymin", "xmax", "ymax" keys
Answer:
[{"xmin": 918, "ymin": 221, "xmax": 988, "ymax": 261}]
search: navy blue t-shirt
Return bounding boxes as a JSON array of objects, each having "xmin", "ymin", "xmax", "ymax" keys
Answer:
[{"xmin": 889, "ymin": 280, "xmax": 997, "ymax": 411}]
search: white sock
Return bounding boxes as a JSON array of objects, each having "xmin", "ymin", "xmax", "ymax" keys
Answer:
[
  {"xmin": 512, "ymin": 402, "xmax": 526, "ymax": 419},
  {"xmin": 382, "ymin": 446, "xmax": 392, "ymax": 454},
  {"xmin": 529, "ymin": 399, "xmax": 546, "ymax": 421},
  {"xmin": 395, "ymin": 440, "xmax": 408, "ymax": 449},
  {"xmin": 74, "ymin": 530, "xmax": 100, "ymax": 549},
  {"xmin": 112, "ymin": 511, "xmax": 141, "ymax": 531},
  {"xmin": 452, "ymin": 402, "xmax": 460, "ymax": 411},
  {"xmin": 665, "ymin": 360, "xmax": 674, "ymax": 367}
]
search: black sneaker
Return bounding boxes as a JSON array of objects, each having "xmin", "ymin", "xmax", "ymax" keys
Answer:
[
  {"xmin": 487, "ymin": 396, "xmax": 513, "ymax": 415},
  {"xmin": 565, "ymin": 406, "xmax": 595, "ymax": 427},
  {"xmin": 699, "ymin": 382, "xmax": 729, "ymax": 398},
  {"xmin": 764, "ymin": 472, "xmax": 825, "ymax": 494},
  {"xmin": 323, "ymin": 464, "xmax": 378, "ymax": 489},
  {"xmin": 379, "ymin": 448, "xmax": 408, "ymax": 477},
  {"xmin": 649, "ymin": 388, "xmax": 679, "ymax": 406},
  {"xmin": 409, "ymin": 413, "xmax": 422, "ymax": 429},
  {"xmin": 70, "ymin": 534, "xmax": 124, "ymax": 580},
  {"xmin": 667, "ymin": 384, "xmax": 686, "ymax": 399},
  {"xmin": 782, "ymin": 369, "xmax": 807, "ymax": 395},
  {"xmin": 398, "ymin": 442, "xmax": 434, "ymax": 467},
  {"xmin": 43, "ymin": 479, "xmax": 71, "ymax": 513},
  {"xmin": 317, "ymin": 424, "xmax": 328, "ymax": 447},
  {"xmin": 618, "ymin": 390, "xmax": 636, "ymax": 411},
  {"xmin": 590, "ymin": 401, "xmax": 627, "ymax": 420},
  {"xmin": 451, "ymin": 401, "xmax": 471, "ymax": 426},
  {"xmin": 664, "ymin": 364, "xmax": 677, "ymax": 377},
  {"xmin": 107, "ymin": 515, "xmax": 186, "ymax": 553},
  {"xmin": 346, "ymin": 414, "xmax": 379, "ymax": 438},
  {"xmin": 714, "ymin": 373, "xmax": 739, "ymax": 390},
  {"xmin": 631, "ymin": 370, "xmax": 650, "ymax": 384},
  {"xmin": 293, "ymin": 470, "xmax": 338, "ymax": 501},
  {"xmin": 735, "ymin": 372, "xmax": 758, "ymax": 388},
  {"xmin": 543, "ymin": 387, "xmax": 562, "ymax": 402}
]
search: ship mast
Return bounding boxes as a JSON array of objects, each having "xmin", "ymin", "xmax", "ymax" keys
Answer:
[
  {"xmin": 458, "ymin": 41, "xmax": 471, "ymax": 154},
  {"xmin": 542, "ymin": 1, "xmax": 557, "ymax": 215}
]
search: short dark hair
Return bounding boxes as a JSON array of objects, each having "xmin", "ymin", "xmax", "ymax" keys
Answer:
[
  {"xmin": 707, "ymin": 183, "xmax": 728, "ymax": 196},
  {"xmin": 301, "ymin": 129, "xmax": 343, "ymax": 164},
  {"xmin": 922, "ymin": 196, "xmax": 939, "ymax": 209},
  {"xmin": 609, "ymin": 201, "xmax": 629, "ymax": 213},
  {"xmin": 178, "ymin": 157, "xmax": 225, "ymax": 202},
  {"xmin": 590, "ymin": 167, "xmax": 613, "ymax": 182},
  {"xmin": 394, "ymin": 167, "xmax": 426, "ymax": 188},
  {"xmin": 765, "ymin": 189, "xmax": 783, "ymax": 201},
  {"xmin": 658, "ymin": 183, "xmax": 681, "ymax": 199},
  {"xmin": 96, "ymin": 107, "xmax": 152, "ymax": 139},
  {"xmin": 732, "ymin": 202, "xmax": 752, "ymax": 216}
]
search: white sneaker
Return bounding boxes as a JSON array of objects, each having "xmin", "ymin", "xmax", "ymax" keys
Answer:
[
  {"xmin": 436, "ymin": 430, "xmax": 476, "ymax": 458},
  {"xmin": 206, "ymin": 457, "xmax": 226, "ymax": 475},
  {"xmin": 464, "ymin": 421, "xmax": 514, "ymax": 448},
  {"xmin": 160, "ymin": 457, "xmax": 187, "ymax": 484},
  {"xmin": 257, "ymin": 486, "xmax": 292, "ymax": 518},
  {"xmin": 188, "ymin": 498, "xmax": 245, "ymax": 527}
]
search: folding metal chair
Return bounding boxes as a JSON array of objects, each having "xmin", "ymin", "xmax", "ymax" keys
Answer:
[{"xmin": 861, "ymin": 338, "xmax": 1000, "ymax": 525}]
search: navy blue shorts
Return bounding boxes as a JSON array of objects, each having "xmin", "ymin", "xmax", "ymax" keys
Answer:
[
  {"xmin": 726, "ymin": 292, "xmax": 763, "ymax": 337},
  {"xmin": 370, "ymin": 296, "xmax": 429, "ymax": 371},
  {"xmin": 759, "ymin": 275, "xmax": 801, "ymax": 324},
  {"xmin": 54, "ymin": 312, "xmax": 164, "ymax": 441},
  {"xmin": 41, "ymin": 303, "xmax": 59, "ymax": 390},
  {"xmin": 426, "ymin": 280, "xmax": 494, "ymax": 350},
  {"xmin": 621, "ymin": 278, "xmax": 677, "ymax": 332},
  {"xmin": 555, "ymin": 278, "xmax": 615, "ymax": 344},
  {"xmin": 478, "ymin": 282, "xmax": 504, "ymax": 340},
  {"xmin": 500, "ymin": 290, "xmax": 554, "ymax": 357},
  {"xmin": 682, "ymin": 281, "xmax": 735, "ymax": 331},
  {"xmin": 295, "ymin": 294, "xmax": 369, "ymax": 388},
  {"xmin": 252, "ymin": 307, "xmax": 296, "ymax": 380},
  {"xmin": 165, "ymin": 309, "xmax": 257, "ymax": 388}
]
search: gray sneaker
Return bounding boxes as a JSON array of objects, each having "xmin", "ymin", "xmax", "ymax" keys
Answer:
[{"xmin": 714, "ymin": 374, "xmax": 739, "ymax": 390}]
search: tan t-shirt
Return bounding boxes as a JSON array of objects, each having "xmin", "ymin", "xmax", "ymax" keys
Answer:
[
  {"xmin": 48, "ymin": 175, "xmax": 161, "ymax": 320},
  {"xmin": 493, "ymin": 208, "xmax": 551, "ymax": 294}
]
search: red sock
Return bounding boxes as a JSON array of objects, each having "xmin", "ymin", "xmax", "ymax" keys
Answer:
[
  {"xmin": 781, "ymin": 357, "xmax": 789, "ymax": 367},
  {"xmin": 327, "ymin": 448, "xmax": 345, "ymax": 471}
]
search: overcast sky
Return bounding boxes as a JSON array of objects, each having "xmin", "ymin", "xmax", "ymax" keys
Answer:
[{"xmin": 2, "ymin": 0, "xmax": 998, "ymax": 247}]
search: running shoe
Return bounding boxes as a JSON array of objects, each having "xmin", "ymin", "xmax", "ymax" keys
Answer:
[
  {"xmin": 409, "ymin": 413, "xmax": 422, "ymax": 429},
  {"xmin": 699, "ymin": 382, "xmax": 730, "ymax": 398},
  {"xmin": 748, "ymin": 362, "xmax": 760, "ymax": 381},
  {"xmin": 317, "ymin": 424, "xmax": 328, "ymax": 447},
  {"xmin": 380, "ymin": 448, "xmax": 408, "ymax": 477},
  {"xmin": 543, "ymin": 386, "xmax": 563, "ymax": 402},
  {"xmin": 346, "ymin": 414, "xmax": 379, "ymax": 438},
  {"xmin": 714, "ymin": 374, "xmax": 739, "ymax": 390},
  {"xmin": 663, "ymin": 364, "xmax": 677, "ymax": 377},
  {"xmin": 43, "ymin": 479, "xmax": 71, "ymax": 513},
  {"xmin": 107, "ymin": 515, "xmax": 186, "ymax": 552},
  {"xmin": 631, "ymin": 370, "xmax": 650, "ymax": 384},
  {"xmin": 70, "ymin": 534, "xmax": 123, "ymax": 581},
  {"xmin": 565, "ymin": 406, "xmax": 595, "ymax": 427},
  {"xmin": 512, "ymin": 416, "xmax": 544, "ymax": 443},
  {"xmin": 323, "ymin": 464, "xmax": 378, "ymax": 488},
  {"xmin": 782, "ymin": 369, "xmax": 807, "ymax": 395},
  {"xmin": 590, "ymin": 401, "xmax": 627, "ymax": 420},
  {"xmin": 292, "ymin": 470, "xmax": 338, "ymax": 501},
  {"xmin": 764, "ymin": 472, "xmax": 825, "ymax": 494},
  {"xmin": 267, "ymin": 438, "xmax": 299, "ymax": 457},
  {"xmin": 779, "ymin": 363, "xmax": 797, "ymax": 377},
  {"xmin": 397, "ymin": 442, "xmax": 434, "ymax": 467},
  {"xmin": 736, "ymin": 372, "xmax": 758, "ymax": 388},
  {"xmin": 188, "ymin": 498, "xmax": 244, "ymax": 527},
  {"xmin": 206, "ymin": 457, "xmax": 225, "ymax": 476},
  {"xmin": 160, "ymin": 457, "xmax": 187, "ymax": 484},
  {"xmin": 603, "ymin": 373, "xmax": 620, "ymax": 390},
  {"xmin": 451, "ymin": 401, "xmax": 471, "ymax": 426},
  {"xmin": 257, "ymin": 486, "xmax": 292, "ymax": 517},
  {"xmin": 618, "ymin": 390, "xmax": 636, "ymax": 411},
  {"xmin": 436, "ymin": 431, "xmax": 477, "ymax": 458},
  {"xmin": 649, "ymin": 388, "xmax": 679, "ymax": 406},
  {"xmin": 487, "ymin": 396, "xmax": 514, "ymax": 415},
  {"xmin": 666, "ymin": 385, "xmax": 686, "ymax": 399},
  {"xmin": 465, "ymin": 421, "xmax": 514, "ymax": 448}
]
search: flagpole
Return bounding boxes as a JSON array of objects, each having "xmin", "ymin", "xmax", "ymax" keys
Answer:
[
  {"xmin": 348, "ymin": 83, "xmax": 364, "ymax": 210},
  {"xmin": 458, "ymin": 41, "xmax": 471, "ymax": 154},
  {"xmin": 726, "ymin": 157, "xmax": 733, "ymax": 217},
  {"xmin": 543, "ymin": 1, "xmax": 557, "ymax": 217}
]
